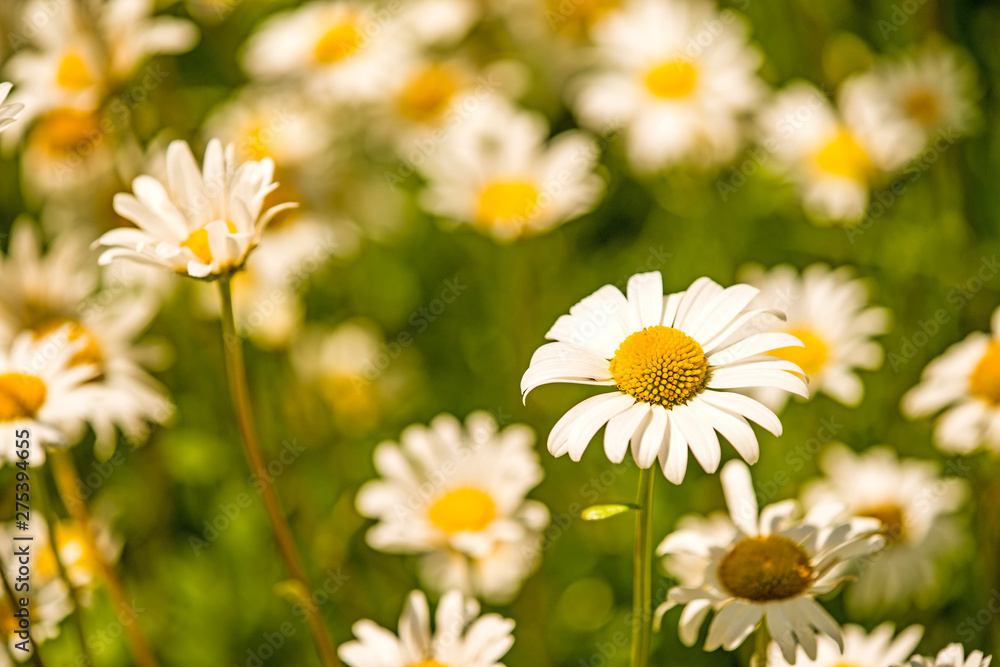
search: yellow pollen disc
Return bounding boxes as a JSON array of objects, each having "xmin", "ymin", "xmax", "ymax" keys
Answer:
[
  {"xmin": 547, "ymin": 0, "xmax": 620, "ymax": 36},
  {"xmin": 815, "ymin": 130, "xmax": 872, "ymax": 180},
  {"xmin": 56, "ymin": 52, "xmax": 94, "ymax": 91},
  {"xmin": 181, "ymin": 221, "xmax": 238, "ymax": 264},
  {"xmin": 398, "ymin": 64, "xmax": 459, "ymax": 123},
  {"xmin": 314, "ymin": 22, "xmax": 362, "ymax": 63},
  {"xmin": 903, "ymin": 88, "xmax": 942, "ymax": 126},
  {"xmin": 0, "ymin": 373, "xmax": 48, "ymax": 422},
  {"xmin": 645, "ymin": 60, "xmax": 698, "ymax": 99},
  {"xmin": 769, "ymin": 328, "xmax": 828, "ymax": 379},
  {"xmin": 408, "ymin": 661, "xmax": 450, "ymax": 667},
  {"xmin": 427, "ymin": 487, "xmax": 496, "ymax": 533},
  {"xmin": 970, "ymin": 341, "xmax": 1000, "ymax": 406},
  {"xmin": 477, "ymin": 180, "xmax": 540, "ymax": 226},
  {"xmin": 609, "ymin": 325, "xmax": 710, "ymax": 408},
  {"xmin": 718, "ymin": 535, "xmax": 813, "ymax": 602},
  {"xmin": 859, "ymin": 504, "xmax": 906, "ymax": 544},
  {"xmin": 55, "ymin": 523, "xmax": 102, "ymax": 574},
  {"xmin": 33, "ymin": 109, "xmax": 101, "ymax": 158},
  {"xmin": 33, "ymin": 319, "xmax": 102, "ymax": 367}
]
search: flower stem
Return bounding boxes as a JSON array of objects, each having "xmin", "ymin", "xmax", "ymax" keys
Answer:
[
  {"xmin": 752, "ymin": 622, "xmax": 771, "ymax": 667},
  {"xmin": 0, "ymin": 554, "xmax": 47, "ymax": 667},
  {"xmin": 218, "ymin": 275, "xmax": 341, "ymax": 667},
  {"xmin": 51, "ymin": 449, "xmax": 158, "ymax": 667},
  {"xmin": 631, "ymin": 467, "xmax": 655, "ymax": 667}
]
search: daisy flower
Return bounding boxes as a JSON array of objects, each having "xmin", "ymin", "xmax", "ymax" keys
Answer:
[
  {"xmin": 572, "ymin": 0, "xmax": 764, "ymax": 172},
  {"xmin": 0, "ymin": 82, "xmax": 23, "ymax": 133},
  {"xmin": 93, "ymin": 138, "xmax": 295, "ymax": 279},
  {"xmin": 756, "ymin": 79, "xmax": 921, "ymax": 223},
  {"xmin": 767, "ymin": 623, "xmax": 923, "ymax": 667},
  {"xmin": 905, "ymin": 644, "xmax": 993, "ymax": 667},
  {"xmin": 19, "ymin": 107, "xmax": 115, "ymax": 197},
  {"xmin": 339, "ymin": 589, "xmax": 515, "ymax": 667},
  {"xmin": 418, "ymin": 97, "xmax": 604, "ymax": 240},
  {"xmin": 738, "ymin": 263, "xmax": 891, "ymax": 411},
  {"xmin": 657, "ymin": 460, "xmax": 884, "ymax": 662},
  {"xmin": 902, "ymin": 305, "xmax": 1000, "ymax": 455},
  {"xmin": 356, "ymin": 412, "xmax": 549, "ymax": 603},
  {"xmin": 521, "ymin": 271, "xmax": 808, "ymax": 484},
  {"xmin": 800, "ymin": 444, "xmax": 967, "ymax": 614}
]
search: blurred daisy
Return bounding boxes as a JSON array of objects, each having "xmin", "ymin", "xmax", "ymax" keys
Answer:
[
  {"xmin": 739, "ymin": 263, "xmax": 890, "ymax": 411},
  {"xmin": 657, "ymin": 460, "xmax": 884, "ymax": 663},
  {"xmin": 757, "ymin": 79, "xmax": 921, "ymax": 222},
  {"xmin": 94, "ymin": 139, "xmax": 294, "ymax": 279},
  {"xmin": 768, "ymin": 623, "xmax": 923, "ymax": 667},
  {"xmin": 572, "ymin": 0, "xmax": 764, "ymax": 172},
  {"xmin": 905, "ymin": 644, "xmax": 993, "ymax": 667},
  {"xmin": 521, "ymin": 271, "xmax": 808, "ymax": 483},
  {"xmin": 418, "ymin": 97, "xmax": 604, "ymax": 240},
  {"xmin": 801, "ymin": 444, "xmax": 967, "ymax": 614},
  {"xmin": 902, "ymin": 305, "xmax": 1000, "ymax": 455},
  {"xmin": 356, "ymin": 412, "xmax": 549, "ymax": 603},
  {"xmin": 339, "ymin": 589, "xmax": 515, "ymax": 667},
  {"xmin": 0, "ymin": 82, "xmax": 23, "ymax": 133},
  {"xmin": 20, "ymin": 107, "xmax": 115, "ymax": 197}
]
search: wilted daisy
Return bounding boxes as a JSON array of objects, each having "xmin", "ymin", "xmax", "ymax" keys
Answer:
[
  {"xmin": 418, "ymin": 97, "xmax": 604, "ymax": 240},
  {"xmin": 521, "ymin": 271, "xmax": 808, "ymax": 483},
  {"xmin": 339, "ymin": 589, "xmax": 515, "ymax": 667},
  {"xmin": 739, "ymin": 263, "xmax": 890, "ymax": 411},
  {"xmin": 657, "ymin": 460, "xmax": 884, "ymax": 662},
  {"xmin": 356, "ymin": 412, "xmax": 549, "ymax": 603},
  {"xmin": 902, "ymin": 305, "xmax": 1000, "ymax": 455},
  {"xmin": 93, "ymin": 139, "xmax": 295, "ymax": 279},
  {"xmin": 801, "ymin": 444, "xmax": 967, "ymax": 614},
  {"xmin": 756, "ymin": 79, "xmax": 921, "ymax": 222},
  {"xmin": 767, "ymin": 623, "xmax": 924, "ymax": 667},
  {"xmin": 905, "ymin": 644, "xmax": 993, "ymax": 667},
  {"xmin": 572, "ymin": 0, "xmax": 764, "ymax": 172}
]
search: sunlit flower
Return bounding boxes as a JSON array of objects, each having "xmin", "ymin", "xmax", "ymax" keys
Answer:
[
  {"xmin": 657, "ymin": 460, "xmax": 883, "ymax": 662},
  {"xmin": 356, "ymin": 412, "xmax": 549, "ymax": 603},
  {"xmin": 902, "ymin": 305, "xmax": 1000, "ymax": 455},
  {"xmin": 904, "ymin": 644, "xmax": 993, "ymax": 667},
  {"xmin": 521, "ymin": 271, "xmax": 808, "ymax": 483},
  {"xmin": 339, "ymin": 589, "xmax": 515, "ymax": 667},
  {"xmin": 418, "ymin": 97, "xmax": 604, "ymax": 240},
  {"xmin": 572, "ymin": 0, "xmax": 764, "ymax": 172},
  {"xmin": 756, "ymin": 79, "xmax": 921, "ymax": 222},
  {"xmin": 738, "ymin": 263, "xmax": 890, "ymax": 411},
  {"xmin": 768, "ymin": 623, "xmax": 923, "ymax": 667},
  {"xmin": 93, "ymin": 139, "xmax": 294, "ymax": 279},
  {"xmin": 801, "ymin": 444, "xmax": 967, "ymax": 614}
]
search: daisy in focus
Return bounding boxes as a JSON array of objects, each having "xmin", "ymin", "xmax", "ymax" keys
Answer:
[
  {"xmin": 801, "ymin": 444, "xmax": 967, "ymax": 614},
  {"xmin": 657, "ymin": 460, "xmax": 884, "ymax": 662},
  {"xmin": 339, "ymin": 589, "xmax": 515, "ymax": 667},
  {"xmin": 757, "ymin": 79, "xmax": 921, "ymax": 223},
  {"xmin": 355, "ymin": 412, "xmax": 549, "ymax": 603},
  {"xmin": 767, "ymin": 623, "xmax": 923, "ymax": 667},
  {"xmin": 739, "ymin": 263, "xmax": 890, "ymax": 411},
  {"xmin": 93, "ymin": 139, "xmax": 295, "ymax": 279},
  {"xmin": 904, "ymin": 644, "xmax": 993, "ymax": 667},
  {"xmin": 521, "ymin": 271, "xmax": 808, "ymax": 483},
  {"xmin": 572, "ymin": 0, "xmax": 764, "ymax": 172},
  {"xmin": 418, "ymin": 97, "xmax": 604, "ymax": 240},
  {"xmin": 902, "ymin": 305, "xmax": 1000, "ymax": 455}
]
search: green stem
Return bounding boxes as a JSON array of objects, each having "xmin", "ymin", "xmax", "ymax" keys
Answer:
[
  {"xmin": 0, "ymin": 550, "xmax": 47, "ymax": 667},
  {"xmin": 752, "ymin": 622, "xmax": 771, "ymax": 667},
  {"xmin": 631, "ymin": 467, "xmax": 655, "ymax": 667},
  {"xmin": 218, "ymin": 276, "xmax": 341, "ymax": 667}
]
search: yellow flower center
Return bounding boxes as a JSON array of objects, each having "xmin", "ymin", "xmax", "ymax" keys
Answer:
[
  {"xmin": 181, "ymin": 221, "xmax": 238, "ymax": 264},
  {"xmin": 645, "ymin": 60, "xmax": 698, "ymax": 99},
  {"xmin": 477, "ymin": 180, "xmax": 540, "ymax": 226},
  {"xmin": 32, "ymin": 109, "xmax": 101, "ymax": 158},
  {"xmin": 33, "ymin": 319, "xmax": 103, "ymax": 367},
  {"xmin": 815, "ymin": 130, "xmax": 872, "ymax": 181},
  {"xmin": 314, "ymin": 22, "xmax": 362, "ymax": 64},
  {"xmin": 859, "ymin": 503, "xmax": 906, "ymax": 544},
  {"xmin": 903, "ymin": 88, "xmax": 942, "ymax": 127},
  {"xmin": 0, "ymin": 373, "xmax": 48, "ymax": 421},
  {"xmin": 970, "ymin": 341, "xmax": 1000, "ymax": 406},
  {"xmin": 547, "ymin": 0, "xmax": 620, "ymax": 37},
  {"xmin": 718, "ymin": 535, "xmax": 813, "ymax": 602},
  {"xmin": 54, "ymin": 523, "xmax": 103, "ymax": 575},
  {"xmin": 397, "ymin": 64, "xmax": 459, "ymax": 124},
  {"xmin": 408, "ymin": 661, "xmax": 450, "ymax": 667},
  {"xmin": 769, "ymin": 328, "xmax": 828, "ymax": 379},
  {"xmin": 56, "ymin": 51, "xmax": 95, "ymax": 91},
  {"xmin": 427, "ymin": 487, "xmax": 496, "ymax": 533},
  {"xmin": 609, "ymin": 326, "xmax": 710, "ymax": 408}
]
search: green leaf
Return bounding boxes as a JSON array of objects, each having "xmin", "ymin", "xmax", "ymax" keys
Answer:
[{"xmin": 580, "ymin": 504, "xmax": 639, "ymax": 521}]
